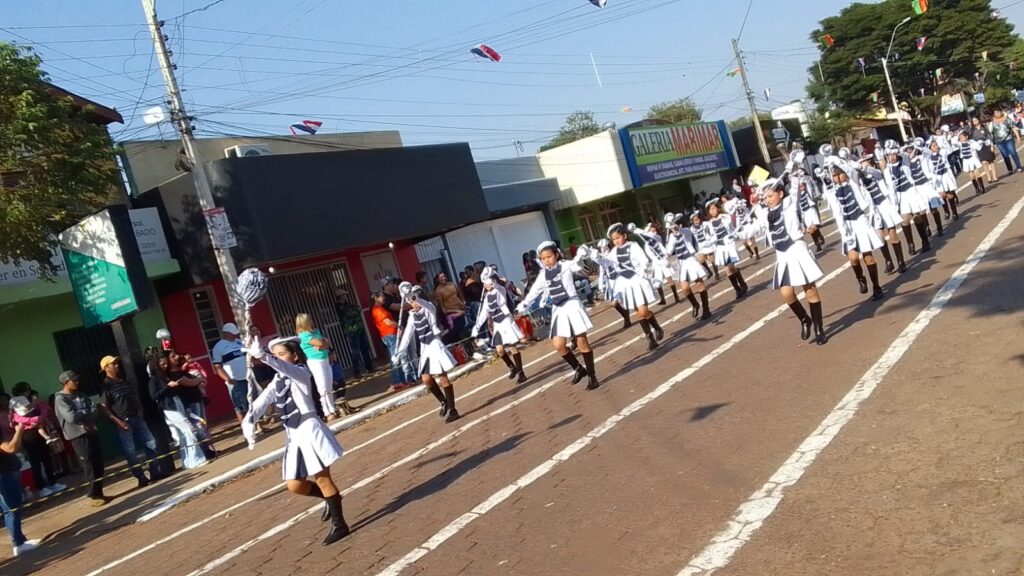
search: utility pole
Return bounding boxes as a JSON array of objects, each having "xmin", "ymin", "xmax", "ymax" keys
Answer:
[
  {"xmin": 733, "ymin": 38, "xmax": 771, "ymax": 168},
  {"xmin": 142, "ymin": 0, "xmax": 247, "ymax": 330}
]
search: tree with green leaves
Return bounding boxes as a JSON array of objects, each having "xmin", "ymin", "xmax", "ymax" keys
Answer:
[
  {"xmin": 806, "ymin": 111, "xmax": 855, "ymax": 148},
  {"xmin": 646, "ymin": 97, "xmax": 703, "ymax": 124},
  {"xmin": 0, "ymin": 42, "xmax": 122, "ymax": 276},
  {"xmin": 540, "ymin": 110, "xmax": 603, "ymax": 152},
  {"xmin": 807, "ymin": 0, "xmax": 1017, "ymax": 128}
]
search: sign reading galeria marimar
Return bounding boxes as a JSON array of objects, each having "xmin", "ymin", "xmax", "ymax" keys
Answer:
[
  {"xmin": 620, "ymin": 120, "xmax": 737, "ymax": 187},
  {"xmin": 59, "ymin": 205, "xmax": 155, "ymax": 327}
]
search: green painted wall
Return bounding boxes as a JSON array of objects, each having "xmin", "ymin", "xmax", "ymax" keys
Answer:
[{"xmin": 555, "ymin": 208, "xmax": 583, "ymax": 249}]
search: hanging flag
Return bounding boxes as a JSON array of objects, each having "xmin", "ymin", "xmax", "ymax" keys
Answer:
[
  {"xmin": 764, "ymin": 88, "xmax": 771, "ymax": 102},
  {"xmin": 855, "ymin": 57, "xmax": 866, "ymax": 70},
  {"xmin": 912, "ymin": 0, "xmax": 928, "ymax": 15},
  {"xmin": 1010, "ymin": 61, "xmax": 1018, "ymax": 71},
  {"xmin": 289, "ymin": 119, "xmax": 323, "ymax": 136},
  {"xmin": 869, "ymin": 92, "xmax": 880, "ymax": 103},
  {"xmin": 621, "ymin": 106, "xmax": 633, "ymax": 113},
  {"xmin": 726, "ymin": 67, "xmax": 741, "ymax": 77},
  {"xmin": 916, "ymin": 36, "xmax": 928, "ymax": 51},
  {"xmin": 819, "ymin": 34, "xmax": 835, "ymax": 49},
  {"xmin": 982, "ymin": 50, "xmax": 989, "ymax": 61},
  {"xmin": 935, "ymin": 67, "xmax": 944, "ymax": 80}
]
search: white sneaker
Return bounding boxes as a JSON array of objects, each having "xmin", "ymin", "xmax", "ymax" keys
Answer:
[
  {"xmin": 47, "ymin": 483, "xmax": 66, "ymax": 493},
  {"xmin": 37, "ymin": 487, "xmax": 52, "ymax": 498},
  {"xmin": 13, "ymin": 539, "xmax": 40, "ymax": 556},
  {"xmin": 471, "ymin": 352, "xmax": 485, "ymax": 361}
]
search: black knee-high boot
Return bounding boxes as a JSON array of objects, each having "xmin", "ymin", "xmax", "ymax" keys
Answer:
[
  {"xmin": 976, "ymin": 178, "xmax": 986, "ymax": 194},
  {"xmin": 442, "ymin": 384, "xmax": 460, "ymax": 422},
  {"xmin": 811, "ymin": 229, "xmax": 826, "ymax": 252},
  {"xmin": 562, "ymin": 351, "xmax": 586, "ymax": 384},
  {"xmin": 942, "ymin": 197, "xmax": 952, "ymax": 219},
  {"xmin": 901, "ymin": 224, "xmax": 917, "ymax": 255},
  {"xmin": 879, "ymin": 241, "xmax": 894, "ymax": 274},
  {"xmin": 949, "ymin": 192, "xmax": 960, "ymax": 219},
  {"xmin": 866, "ymin": 261, "xmax": 883, "ymax": 300},
  {"xmin": 728, "ymin": 274, "xmax": 743, "ymax": 298},
  {"xmin": 712, "ymin": 262, "xmax": 721, "ymax": 280},
  {"xmin": 892, "ymin": 240, "xmax": 907, "ymax": 273},
  {"xmin": 809, "ymin": 301, "xmax": 827, "ymax": 345},
  {"xmin": 511, "ymin": 352, "xmax": 526, "ymax": 383},
  {"xmin": 735, "ymin": 270, "xmax": 748, "ymax": 295},
  {"xmin": 789, "ymin": 300, "xmax": 812, "ymax": 341},
  {"xmin": 701, "ymin": 261, "xmax": 712, "ymax": 276},
  {"xmin": 428, "ymin": 383, "xmax": 447, "ymax": 416},
  {"xmin": 648, "ymin": 313, "xmax": 663, "ymax": 341},
  {"xmin": 931, "ymin": 208, "xmax": 944, "ymax": 236},
  {"xmin": 686, "ymin": 291, "xmax": 699, "ymax": 318},
  {"xmin": 499, "ymin": 351, "xmax": 516, "ymax": 378},
  {"xmin": 699, "ymin": 289, "xmax": 711, "ymax": 320},
  {"xmin": 752, "ymin": 242, "xmax": 760, "ymax": 260},
  {"xmin": 657, "ymin": 286, "xmax": 667, "ymax": 306},
  {"xmin": 582, "ymin": 350, "xmax": 598, "ymax": 390},
  {"xmin": 322, "ymin": 493, "xmax": 351, "ymax": 546},
  {"xmin": 851, "ymin": 262, "xmax": 867, "ymax": 294},
  {"xmin": 639, "ymin": 319, "xmax": 658, "ymax": 350},
  {"xmin": 614, "ymin": 302, "xmax": 631, "ymax": 329},
  {"xmin": 914, "ymin": 217, "xmax": 931, "ymax": 252},
  {"xmin": 670, "ymin": 283, "xmax": 680, "ymax": 303}
]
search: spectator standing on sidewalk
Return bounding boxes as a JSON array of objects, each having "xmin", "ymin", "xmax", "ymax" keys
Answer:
[
  {"xmin": 8, "ymin": 383, "xmax": 65, "ymax": 498},
  {"xmin": 212, "ymin": 323, "xmax": 250, "ymax": 424},
  {"xmin": 148, "ymin": 354, "xmax": 208, "ymax": 470},
  {"xmin": 372, "ymin": 292, "xmax": 415, "ymax": 391},
  {"xmin": 990, "ymin": 110, "xmax": 1023, "ymax": 174},
  {"xmin": 98, "ymin": 356, "xmax": 171, "ymax": 487},
  {"xmin": 433, "ymin": 272, "xmax": 467, "ymax": 334},
  {"xmin": 970, "ymin": 116, "xmax": 999, "ymax": 184},
  {"xmin": 1, "ymin": 422, "xmax": 40, "ymax": 556},
  {"xmin": 337, "ymin": 298, "xmax": 373, "ymax": 378},
  {"xmin": 54, "ymin": 370, "xmax": 108, "ymax": 507}
]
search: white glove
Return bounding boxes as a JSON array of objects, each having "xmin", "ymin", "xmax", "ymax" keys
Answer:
[
  {"xmin": 516, "ymin": 302, "xmax": 527, "ymax": 315},
  {"xmin": 241, "ymin": 415, "xmax": 257, "ymax": 450},
  {"xmin": 246, "ymin": 336, "xmax": 266, "ymax": 360},
  {"xmin": 627, "ymin": 222, "xmax": 637, "ymax": 233}
]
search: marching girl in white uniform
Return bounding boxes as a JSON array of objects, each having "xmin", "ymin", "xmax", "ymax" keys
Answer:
[
  {"xmin": 589, "ymin": 223, "xmax": 665, "ymax": 351},
  {"xmin": 824, "ymin": 160, "xmax": 886, "ymax": 301},
  {"xmin": 726, "ymin": 193, "xmax": 761, "ymax": 261},
  {"xmin": 595, "ymin": 239, "xmax": 632, "ymax": 329},
  {"xmin": 242, "ymin": 337, "xmax": 351, "ymax": 545},
  {"xmin": 856, "ymin": 154, "xmax": 906, "ymax": 274},
  {"xmin": 884, "ymin": 145, "xmax": 932, "ymax": 255},
  {"xmin": 957, "ymin": 130, "xmax": 987, "ymax": 196},
  {"xmin": 927, "ymin": 138, "xmax": 960, "ymax": 222},
  {"xmin": 630, "ymin": 222, "xmax": 679, "ymax": 305},
  {"xmin": 790, "ymin": 166, "xmax": 827, "ymax": 252},
  {"xmin": 472, "ymin": 267, "xmax": 527, "ymax": 384},
  {"xmin": 517, "ymin": 241, "xmax": 599, "ymax": 390},
  {"xmin": 665, "ymin": 213, "xmax": 712, "ymax": 320},
  {"xmin": 395, "ymin": 285, "xmax": 461, "ymax": 423},
  {"xmin": 689, "ymin": 212, "xmax": 719, "ymax": 280},
  {"xmin": 905, "ymin": 142, "xmax": 944, "ymax": 237},
  {"xmin": 706, "ymin": 199, "xmax": 749, "ymax": 299},
  {"xmin": 760, "ymin": 179, "xmax": 828, "ymax": 345}
]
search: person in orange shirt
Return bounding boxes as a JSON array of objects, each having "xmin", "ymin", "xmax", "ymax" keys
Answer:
[{"xmin": 372, "ymin": 292, "xmax": 414, "ymax": 391}]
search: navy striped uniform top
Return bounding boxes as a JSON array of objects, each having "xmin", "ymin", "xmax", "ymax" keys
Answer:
[
  {"xmin": 710, "ymin": 218, "xmax": 730, "ymax": 245},
  {"xmin": 930, "ymin": 154, "xmax": 948, "ymax": 175},
  {"xmin": 671, "ymin": 232, "xmax": 695, "ymax": 259},
  {"xmin": 959, "ymin": 141, "xmax": 974, "ymax": 159},
  {"xmin": 835, "ymin": 183, "xmax": 865, "ymax": 221},
  {"xmin": 645, "ymin": 237, "xmax": 666, "ymax": 260},
  {"xmin": 544, "ymin": 264, "xmax": 570, "ymax": 305},
  {"xmin": 273, "ymin": 376, "xmax": 301, "ymax": 428},
  {"xmin": 862, "ymin": 172, "xmax": 888, "ymax": 206},
  {"xmin": 766, "ymin": 204, "xmax": 793, "ymax": 252},
  {"xmin": 888, "ymin": 163, "xmax": 912, "ymax": 193},
  {"xmin": 908, "ymin": 157, "xmax": 929, "ymax": 185},
  {"xmin": 797, "ymin": 182, "xmax": 815, "ymax": 212},
  {"xmin": 615, "ymin": 245, "xmax": 637, "ymax": 279},
  {"xmin": 413, "ymin": 310, "xmax": 435, "ymax": 345},
  {"xmin": 485, "ymin": 291, "xmax": 507, "ymax": 323},
  {"xmin": 692, "ymin": 224, "xmax": 709, "ymax": 246}
]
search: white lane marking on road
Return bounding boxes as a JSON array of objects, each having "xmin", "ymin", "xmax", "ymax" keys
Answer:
[
  {"xmin": 372, "ymin": 263, "xmax": 852, "ymax": 576},
  {"xmin": 93, "ymin": 228, "xmax": 845, "ymax": 576},
  {"xmin": 677, "ymin": 192, "xmax": 1024, "ymax": 576},
  {"xmin": 177, "ymin": 248, "xmax": 828, "ymax": 576}
]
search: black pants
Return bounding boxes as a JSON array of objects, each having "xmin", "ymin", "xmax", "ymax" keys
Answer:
[
  {"xmin": 22, "ymin": 430, "xmax": 56, "ymax": 489},
  {"xmin": 70, "ymin": 433, "xmax": 105, "ymax": 499}
]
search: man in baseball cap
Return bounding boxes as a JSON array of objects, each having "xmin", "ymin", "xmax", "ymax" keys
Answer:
[{"xmin": 54, "ymin": 370, "xmax": 109, "ymax": 506}]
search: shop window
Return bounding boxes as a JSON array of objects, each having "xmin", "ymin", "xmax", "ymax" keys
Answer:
[
  {"xmin": 191, "ymin": 288, "xmax": 223, "ymax": 356},
  {"xmin": 53, "ymin": 324, "xmax": 117, "ymax": 396},
  {"xmin": 578, "ymin": 202, "xmax": 627, "ymax": 242}
]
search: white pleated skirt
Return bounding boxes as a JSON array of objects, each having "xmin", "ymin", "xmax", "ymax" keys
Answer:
[
  {"xmin": 801, "ymin": 208, "xmax": 821, "ymax": 228},
  {"xmin": 549, "ymin": 298, "xmax": 594, "ymax": 339},
  {"xmin": 898, "ymin": 187, "xmax": 930, "ymax": 215},
  {"xmin": 675, "ymin": 256, "xmax": 709, "ymax": 284},
  {"xmin": 489, "ymin": 318, "xmax": 524, "ymax": 347},
  {"xmin": 418, "ymin": 339, "xmax": 456, "ymax": 376},
  {"xmin": 961, "ymin": 157, "xmax": 982, "ymax": 172},
  {"xmin": 842, "ymin": 218, "xmax": 886, "ymax": 254},
  {"xmin": 614, "ymin": 274, "xmax": 657, "ymax": 311},
  {"xmin": 698, "ymin": 244, "xmax": 715, "ymax": 256},
  {"xmin": 773, "ymin": 241, "xmax": 824, "ymax": 289},
  {"xmin": 737, "ymin": 223, "xmax": 759, "ymax": 241},
  {"xmin": 933, "ymin": 172, "xmax": 958, "ymax": 193},
  {"xmin": 871, "ymin": 201, "xmax": 903, "ymax": 230},
  {"xmin": 282, "ymin": 415, "xmax": 344, "ymax": 480},
  {"xmin": 647, "ymin": 261, "xmax": 672, "ymax": 283},
  {"xmin": 713, "ymin": 242, "xmax": 741, "ymax": 266}
]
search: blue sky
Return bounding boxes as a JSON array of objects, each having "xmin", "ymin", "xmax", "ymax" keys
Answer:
[{"xmin": 3, "ymin": 0, "xmax": 1024, "ymax": 160}]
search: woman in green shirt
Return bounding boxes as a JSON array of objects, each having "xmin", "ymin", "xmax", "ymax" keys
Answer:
[{"xmin": 296, "ymin": 313, "xmax": 337, "ymax": 421}]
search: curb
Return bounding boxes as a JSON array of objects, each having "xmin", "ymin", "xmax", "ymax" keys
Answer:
[{"xmin": 137, "ymin": 357, "xmax": 488, "ymax": 522}]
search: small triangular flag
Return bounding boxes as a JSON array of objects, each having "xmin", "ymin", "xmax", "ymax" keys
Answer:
[
  {"xmin": 982, "ymin": 50, "xmax": 989, "ymax": 61},
  {"xmin": 726, "ymin": 67, "xmax": 741, "ymax": 78},
  {"xmin": 870, "ymin": 92, "xmax": 879, "ymax": 103},
  {"xmin": 912, "ymin": 0, "xmax": 929, "ymax": 15},
  {"xmin": 916, "ymin": 37, "xmax": 927, "ymax": 51},
  {"xmin": 935, "ymin": 67, "xmax": 944, "ymax": 80}
]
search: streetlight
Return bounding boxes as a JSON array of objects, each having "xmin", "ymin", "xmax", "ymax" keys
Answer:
[{"xmin": 882, "ymin": 16, "xmax": 912, "ymax": 142}]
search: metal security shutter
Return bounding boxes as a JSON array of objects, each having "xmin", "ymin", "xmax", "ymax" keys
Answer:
[
  {"xmin": 444, "ymin": 212, "xmax": 549, "ymax": 284},
  {"xmin": 54, "ymin": 324, "xmax": 118, "ymax": 396},
  {"xmin": 444, "ymin": 223, "xmax": 501, "ymax": 277}
]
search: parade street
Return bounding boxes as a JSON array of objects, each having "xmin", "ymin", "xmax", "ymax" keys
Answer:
[{"xmin": 4, "ymin": 176, "xmax": 1019, "ymax": 576}]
